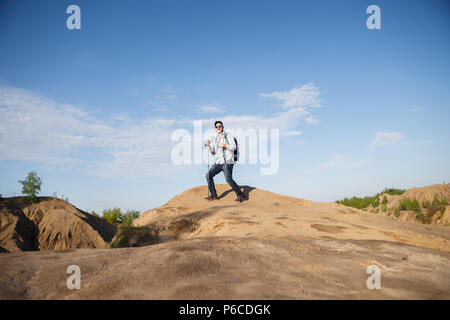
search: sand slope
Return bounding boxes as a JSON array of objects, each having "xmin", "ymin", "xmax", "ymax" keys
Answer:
[
  {"xmin": 374, "ymin": 184, "xmax": 450, "ymax": 225},
  {"xmin": 0, "ymin": 197, "xmax": 116, "ymax": 252},
  {"xmin": 1, "ymin": 185, "xmax": 449, "ymax": 299},
  {"xmin": 134, "ymin": 185, "xmax": 450, "ymax": 253}
]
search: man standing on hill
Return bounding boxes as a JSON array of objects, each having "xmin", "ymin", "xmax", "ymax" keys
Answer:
[{"xmin": 205, "ymin": 120, "xmax": 248, "ymax": 202}]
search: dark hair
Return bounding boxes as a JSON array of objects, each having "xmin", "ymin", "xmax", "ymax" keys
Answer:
[{"xmin": 214, "ymin": 120, "xmax": 223, "ymax": 127}]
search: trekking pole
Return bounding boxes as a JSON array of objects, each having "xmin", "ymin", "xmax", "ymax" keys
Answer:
[{"xmin": 204, "ymin": 142, "xmax": 210, "ymax": 199}]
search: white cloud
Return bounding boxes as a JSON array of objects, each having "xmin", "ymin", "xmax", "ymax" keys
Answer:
[
  {"xmin": 259, "ymin": 82, "xmax": 321, "ymax": 132},
  {"xmin": 0, "ymin": 83, "xmax": 322, "ymax": 177},
  {"xmin": 371, "ymin": 131, "xmax": 406, "ymax": 146},
  {"xmin": 198, "ymin": 104, "xmax": 223, "ymax": 113},
  {"xmin": 305, "ymin": 115, "xmax": 319, "ymax": 124},
  {"xmin": 181, "ymin": 83, "xmax": 322, "ymax": 136},
  {"xmin": 260, "ymin": 82, "xmax": 322, "ymax": 110},
  {"xmin": 0, "ymin": 85, "xmax": 176, "ymax": 177}
]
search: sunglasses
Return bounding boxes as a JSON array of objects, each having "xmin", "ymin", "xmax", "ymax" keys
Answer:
[{"xmin": 215, "ymin": 125, "xmax": 223, "ymax": 128}]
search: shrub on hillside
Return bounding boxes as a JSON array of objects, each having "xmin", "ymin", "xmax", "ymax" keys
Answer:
[
  {"xmin": 423, "ymin": 199, "xmax": 447, "ymax": 224},
  {"xmin": 109, "ymin": 226, "xmax": 159, "ymax": 248},
  {"xmin": 336, "ymin": 187, "xmax": 406, "ymax": 210},
  {"xmin": 380, "ymin": 188, "xmax": 406, "ymax": 196},
  {"xmin": 102, "ymin": 208, "xmax": 123, "ymax": 225},
  {"xmin": 399, "ymin": 198, "xmax": 421, "ymax": 212},
  {"xmin": 91, "ymin": 211, "xmax": 100, "ymax": 218},
  {"xmin": 416, "ymin": 211, "xmax": 425, "ymax": 223},
  {"xmin": 431, "ymin": 195, "xmax": 448, "ymax": 207},
  {"xmin": 122, "ymin": 210, "xmax": 140, "ymax": 227},
  {"xmin": 336, "ymin": 195, "xmax": 379, "ymax": 209},
  {"xmin": 101, "ymin": 208, "xmax": 141, "ymax": 226}
]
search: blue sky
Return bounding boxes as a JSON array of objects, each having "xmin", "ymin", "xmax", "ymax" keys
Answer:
[{"xmin": 0, "ymin": 0, "xmax": 449, "ymax": 214}]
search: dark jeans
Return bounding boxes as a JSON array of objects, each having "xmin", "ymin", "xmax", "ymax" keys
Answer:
[{"xmin": 206, "ymin": 163, "xmax": 243, "ymax": 198}]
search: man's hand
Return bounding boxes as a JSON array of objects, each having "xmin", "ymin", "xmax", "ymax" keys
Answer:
[
  {"xmin": 205, "ymin": 140, "xmax": 210, "ymax": 146},
  {"xmin": 218, "ymin": 143, "xmax": 228, "ymax": 149}
]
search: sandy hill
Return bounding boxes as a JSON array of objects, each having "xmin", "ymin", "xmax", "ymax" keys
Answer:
[
  {"xmin": 367, "ymin": 183, "xmax": 450, "ymax": 224},
  {"xmin": 379, "ymin": 183, "xmax": 450, "ymax": 209},
  {"xmin": 1, "ymin": 185, "xmax": 449, "ymax": 299},
  {"xmin": 398, "ymin": 183, "xmax": 450, "ymax": 204},
  {"xmin": 133, "ymin": 184, "xmax": 449, "ymax": 253},
  {"xmin": 0, "ymin": 197, "xmax": 116, "ymax": 253}
]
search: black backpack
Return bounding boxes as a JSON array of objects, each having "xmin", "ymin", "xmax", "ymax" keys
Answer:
[{"xmin": 226, "ymin": 133, "xmax": 239, "ymax": 162}]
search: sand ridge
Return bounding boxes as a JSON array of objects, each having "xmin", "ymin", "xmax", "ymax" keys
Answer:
[
  {"xmin": 1, "ymin": 184, "xmax": 449, "ymax": 299},
  {"xmin": 0, "ymin": 197, "xmax": 116, "ymax": 252},
  {"xmin": 134, "ymin": 185, "xmax": 450, "ymax": 253}
]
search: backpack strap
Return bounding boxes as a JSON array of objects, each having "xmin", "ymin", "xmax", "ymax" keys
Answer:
[{"xmin": 225, "ymin": 132, "xmax": 233, "ymax": 149}]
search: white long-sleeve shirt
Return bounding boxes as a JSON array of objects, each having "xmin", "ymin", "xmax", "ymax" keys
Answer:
[{"xmin": 207, "ymin": 131, "xmax": 236, "ymax": 164}]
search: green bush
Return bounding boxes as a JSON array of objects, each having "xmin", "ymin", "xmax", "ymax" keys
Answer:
[
  {"xmin": 394, "ymin": 208, "xmax": 400, "ymax": 217},
  {"xmin": 431, "ymin": 195, "xmax": 448, "ymax": 207},
  {"xmin": 122, "ymin": 210, "xmax": 140, "ymax": 227},
  {"xmin": 416, "ymin": 211, "xmax": 425, "ymax": 223},
  {"xmin": 101, "ymin": 208, "xmax": 140, "ymax": 226},
  {"xmin": 91, "ymin": 211, "xmax": 100, "ymax": 218},
  {"xmin": 102, "ymin": 207, "xmax": 123, "ymax": 225},
  {"xmin": 422, "ymin": 200, "xmax": 431, "ymax": 209},
  {"xmin": 399, "ymin": 199, "xmax": 407, "ymax": 210},
  {"xmin": 425, "ymin": 203, "xmax": 446, "ymax": 224},
  {"xmin": 382, "ymin": 204, "xmax": 387, "ymax": 212},
  {"xmin": 380, "ymin": 188, "xmax": 406, "ymax": 196},
  {"xmin": 336, "ymin": 187, "xmax": 406, "ymax": 210},
  {"xmin": 372, "ymin": 196, "xmax": 380, "ymax": 207},
  {"xmin": 399, "ymin": 197, "xmax": 421, "ymax": 212},
  {"xmin": 18, "ymin": 171, "xmax": 42, "ymax": 202},
  {"xmin": 432, "ymin": 196, "xmax": 440, "ymax": 207},
  {"xmin": 109, "ymin": 226, "xmax": 158, "ymax": 248},
  {"xmin": 336, "ymin": 195, "xmax": 379, "ymax": 209},
  {"xmin": 411, "ymin": 198, "xmax": 421, "ymax": 212}
]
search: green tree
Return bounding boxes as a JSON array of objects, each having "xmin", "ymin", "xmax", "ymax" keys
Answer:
[
  {"xmin": 91, "ymin": 211, "xmax": 100, "ymax": 218},
  {"xmin": 18, "ymin": 171, "xmax": 42, "ymax": 202},
  {"xmin": 122, "ymin": 210, "xmax": 140, "ymax": 227},
  {"xmin": 102, "ymin": 207, "xmax": 123, "ymax": 225}
]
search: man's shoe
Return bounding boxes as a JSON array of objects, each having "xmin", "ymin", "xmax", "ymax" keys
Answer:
[
  {"xmin": 235, "ymin": 194, "xmax": 248, "ymax": 202},
  {"xmin": 207, "ymin": 195, "xmax": 218, "ymax": 201}
]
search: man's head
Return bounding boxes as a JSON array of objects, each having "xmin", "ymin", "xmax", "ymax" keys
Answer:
[{"xmin": 214, "ymin": 121, "xmax": 223, "ymax": 133}]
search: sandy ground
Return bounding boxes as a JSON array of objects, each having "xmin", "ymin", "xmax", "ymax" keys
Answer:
[
  {"xmin": 1, "ymin": 185, "xmax": 449, "ymax": 299},
  {"xmin": 0, "ymin": 197, "xmax": 116, "ymax": 252}
]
